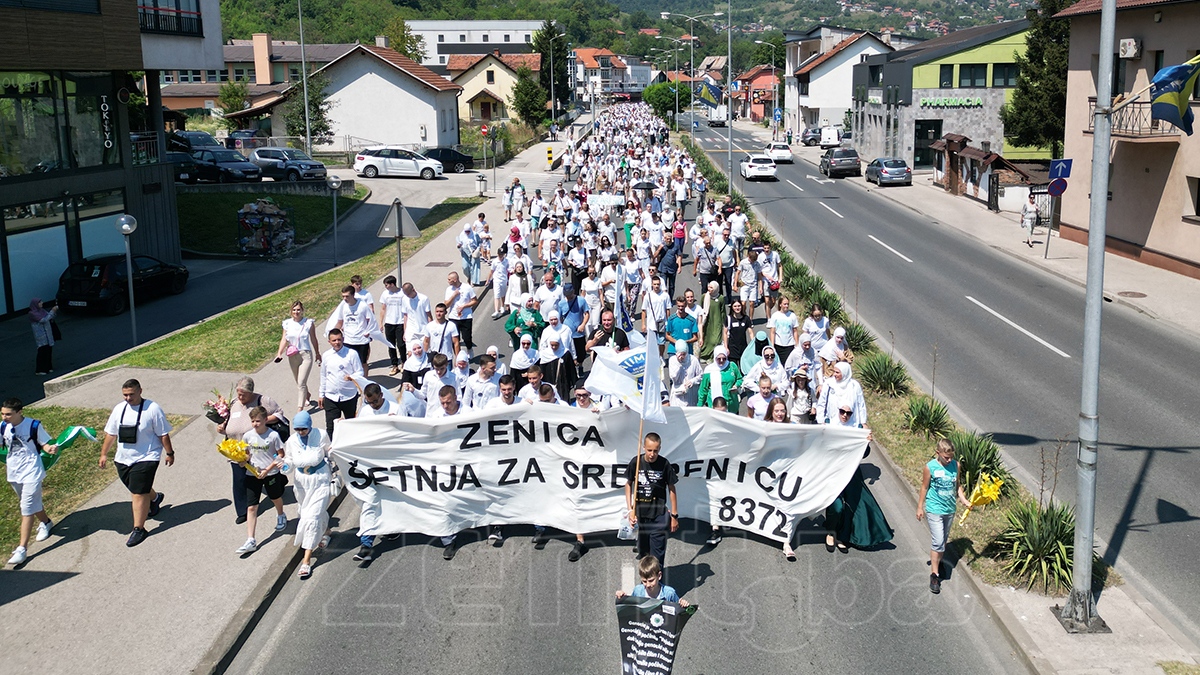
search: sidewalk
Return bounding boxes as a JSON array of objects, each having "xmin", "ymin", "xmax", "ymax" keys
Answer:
[
  {"xmin": 732, "ymin": 120, "xmax": 1200, "ymax": 673},
  {"xmin": 0, "ymin": 139, "xmax": 560, "ymax": 675}
]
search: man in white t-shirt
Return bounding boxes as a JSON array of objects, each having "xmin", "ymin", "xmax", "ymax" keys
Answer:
[
  {"xmin": 463, "ymin": 354, "xmax": 500, "ymax": 409},
  {"xmin": 350, "ymin": 275, "xmax": 374, "ymax": 310},
  {"xmin": 641, "ymin": 275, "xmax": 672, "ymax": 354},
  {"xmin": 728, "ymin": 206, "xmax": 748, "ymax": 255},
  {"xmin": 445, "ymin": 271, "xmax": 478, "ymax": 353},
  {"xmin": 358, "ymin": 382, "xmax": 401, "ymax": 417},
  {"xmin": 517, "ymin": 365, "xmax": 561, "ymax": 403},
  {"xmin": 378, "ymin": 275, "xmax": 407, "ymax": 375},
  {"xmin": 98, "ymin": 379, "xmax": 174, "ymax": 548},
  {"xmin": 2, "ymin": 398, "xmax": 59, "ymax": 565},
  {"xmin": 534, "ymin": 273, "xmax": 563, "ymax": 312},
  {"xmin": 401, "ymin": 283, "xmax": 432, "ymax": 345},
  {"xmin": 423, "ymin": 303, "xmax": 460, "ymax": 359},
  {"xmin": 332, "ymin": 285, "xmax": 376, "ymax": 376}
]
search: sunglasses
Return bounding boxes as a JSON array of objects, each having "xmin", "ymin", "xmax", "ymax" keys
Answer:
[{"xmin": 839, "ymin": 409, "xmax": 853, "ymax": 415}]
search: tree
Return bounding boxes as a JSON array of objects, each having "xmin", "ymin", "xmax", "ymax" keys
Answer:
[
  {"xmin": 531, "ymin": 20, "xmax": 570, "ymax": 116},
  {"xmin": 999, "ymin": 4, "xmax": 1072, "ymax": 157},
  {"xmin": 216, "ymin": 79, "xmax": 250, "ymax": 131},
  {"xmin": 642, "ymin": 81, "xmax": 680, "ymax": 121},
  {"xmin": 509, "ymin": 66, "xmax": 548, "ymax": 127},
  {"xmin": 281, "ymin": 71, "xmax": 335, "ymax": 145},
  {"xmin": 382, "ymin": 15, "xmax": 426, "ymax": 62}
]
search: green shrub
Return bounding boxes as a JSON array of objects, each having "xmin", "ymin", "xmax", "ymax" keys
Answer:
[
  {"xmin": 844, "ymin": 322, "xmax": 876, "ymax": 354},
  {"xmin": 791, "ymin": 275, "xmax": 826, "ymax": 306},
  {"xmin": 856, "ymin": 351, "xmax": 910, "ymax": 397},
  {"xmin": 782, "ymin": 259, "xmax": 810, "ymax": 284},
  {"xmin": 811, "ymin": 289, "xmax": 847, "ymax": 324},
  {"xmin": 904, "ymin": 396, "xmax": 952, "ymax": 439},
  {"xmin": 998, "ymin": 499, "xmax": 1102, "ymax": 593},
  {"xmin": 948, "ymin": 430, "xmax": 1015, "ymax": 498}
]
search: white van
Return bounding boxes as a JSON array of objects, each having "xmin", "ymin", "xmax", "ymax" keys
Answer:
[{"xmin": 819, "ymin": 126, "xmax": 842, "ymax": 149}]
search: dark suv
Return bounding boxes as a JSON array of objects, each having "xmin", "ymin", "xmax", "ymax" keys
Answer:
[
  {"xmin": 225, "ymin": 128, "xmax": 269, "ymax": 150},
  {"xmin": 819, "ymin": 148, "xmax": 861, "ymax": 178},
  {"xmin": 249, "ymin": 147, "xmax": 328, "ymax": 181},
  {"xmin": 167, "ymin": 130, "xmax": 222, "ymax": 153}
]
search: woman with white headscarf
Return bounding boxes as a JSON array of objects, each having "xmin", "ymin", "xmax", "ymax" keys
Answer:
[
  {"xmin": 452, "ymin": 349, "xmax": 472, "ymax": 396},
  {"xmin": 698, "ymin": 345, "xmax": 743, "ymax": 413},
  {"xmin": 539, "ymin": 310, "xmax": 578, "ymax": 399},
  {"xmin": 486, "ymin": 345, "xmax": 508, "ymax": 377},
  {"xmin": 509, "ymin": 333, "xmax": 539, "ymax": 391},
  {"xmin": 822, "ymin": 398, "xmax": 892, "ymax": 554},
  {"xmin": 283, "ymin": 411, "xmax": 333, "ymax": 579},
  {"xmin": 818, "ymin": 326, "xmax": 851, "ymax": 377},
  {"xmin": 743, "ymin": 344, "xmax": 788, "ymax": 394},
  {"xmin": 505, "ymin": 293, "xmax": 544, "ymax": 350},
  {"xmin": 816, "ymin": 362, "xmax": 866, "ymax": 426},
  {"xmin": 400, "ymin": 339, "xmax": 429, "ymax": 389}
]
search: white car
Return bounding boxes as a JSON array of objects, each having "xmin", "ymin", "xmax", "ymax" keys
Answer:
[
  {"xmin": 739, "ymin": 154, "xmax": 777, "ymax": 181},
  {"xmin": 353, "ymin": 146, "xmax": 443, "ymax": 179},
  {"xmin": 764, "ymin": 142, "xmax": 793, "ymax": 163}
]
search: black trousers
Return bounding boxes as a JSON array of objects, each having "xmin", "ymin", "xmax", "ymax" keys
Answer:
[
  {"xmin": 776, "ymin": 344, "xmax": 795, "ymax": 366},
  {"xmin": 347, "ymin": 342, "xmax": 370, "ymax": 371},
  {"xmin": 721, "ymin": 268, "xmax": 734, "ymax": 301},
  {"xmin": 451, "ymin": 318, "xmax": 473, "ymax": 350},
  {"xmin": 230, "ymin": 462, "xmax": 247, "ymax": 518},
  {"xmin": 636, "ymin": 510, "xmax": 670, "ymax": 568},
  {"xmin": 323, "ymin": 395, "xmax": 358, "ymax": 438},
  {"xmin": 699, "ymin": 271, "xmax": 720, "ymax": 296},
  {"xmin": 661, "ymin": 272, "xmax": 677, "ymax": 300},
  {"xmin": 35, "ymin": 345, "xmax": 53, "ymax": 373},
  {"xmin": 384, "ymin": 323, "xmax": 405, "ymax": 366}
]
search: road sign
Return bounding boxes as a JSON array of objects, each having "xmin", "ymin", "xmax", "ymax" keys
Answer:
[
  {"xmin": 481, "ymin": 124, "xmax": 489, "ymax": 137},
  {"xmin": 774, "ymin": 107, "xmax": 782, "ymax": 122},
  {"xmin": 377, "ymin": 199, "xmax": 420, "ymax": 239},
  {"xmin": 1047, "ymin": 178, "xmax": 1068, "ymax": 197},
  {"xmin": 1049, "ymin": 159, "xmax": 1072, "ymax": 179}
]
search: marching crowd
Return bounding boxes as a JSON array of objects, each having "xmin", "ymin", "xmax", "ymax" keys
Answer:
[{"xmin": 6, "ymin": 103, "xmax": 970, "ymax": 596}]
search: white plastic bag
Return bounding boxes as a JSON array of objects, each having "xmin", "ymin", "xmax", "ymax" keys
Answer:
[{"xmin": 617, "ymin": 513, "xmax": 638, "ymax": 541}]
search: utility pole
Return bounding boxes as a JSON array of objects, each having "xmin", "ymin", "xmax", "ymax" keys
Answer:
[
  {"xmin": 297, "ymin": 0, "xmax": 311, "ymax": 154},
  {"xmin": 1058, "ymin": 0, "xmax": 1115, "ymax": 635}
]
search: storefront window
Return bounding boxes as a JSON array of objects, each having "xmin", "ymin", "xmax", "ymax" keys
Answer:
[
  {"xmin": 65, "ymin": 72, "xmax": 121, "ymax": 170},
  {"xmin": 6, "ymin": 217, "xmax": 69, "ymax": 311},
  {"xmin": 0, "ymin": 72, "xmax": 65, "ymax": 179},
  {"xmin": 958, "ymin": 64, "xmax": 987, "ymax": 88}
]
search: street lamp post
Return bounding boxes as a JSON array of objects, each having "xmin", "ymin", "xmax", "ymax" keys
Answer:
[
  {"xmin": 297, "ymin": 0, "xmax": 312, "ymax": 154},
  {"xmin": 548, "ymin": 31, "xmax": 567, "ymax": 127},
  {"xmin": 327, "ymin": 176, "xmax": 342, "ymax": 265},
  {"xmin": 115, "ymin": 214, "xmax": 139, "ymax": 345},
  {"xmin": 726, "ymin": 0, "xmax": 733, "ymax": 180},
  {"xmin": 662, "ymin": 11, "xmax": 723, "ymax": 142},
  {"xmin": 655, "ymin": 37, "xmax": 685, "ymax": 131},
  {"xmin": 754, "ymin": 40, "xmax": 778, "ymax": 139}
]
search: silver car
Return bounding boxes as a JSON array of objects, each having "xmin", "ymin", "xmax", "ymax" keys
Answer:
[
  {"xmin": 249, "ymin": 147, "xmax": 328, "ymax": 182},
  {"xmin": 865, "ymin": 157, "xmax": 912, "ymax": 186}
]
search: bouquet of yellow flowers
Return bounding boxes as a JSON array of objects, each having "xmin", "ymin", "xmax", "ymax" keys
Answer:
[
  {"xmin": 958, "ymin": 473, "xmax": 1004, "ymax": 525},
  {"xmin": 217, "ymin": 438, "xmax": 260, "ymax": 477}
]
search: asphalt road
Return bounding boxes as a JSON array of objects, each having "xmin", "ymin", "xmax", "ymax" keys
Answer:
[
  {"xmin": 693, "ymin": 122, "xmax": 1200, "ymax": 643},
  {"xmin": 6, "ymin": 171, "xmax": 482, "ymax": 405},
  {"xmin": 226, "ymin": 292, "xmax": 1028, "ymax": 675}
]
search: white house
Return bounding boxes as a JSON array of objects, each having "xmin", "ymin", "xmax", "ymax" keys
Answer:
[
  {"xmin": 789, "ymin": 32, "xmax": 893, "ymax": 132},
  {"xmin": 314, "ymin": 42, "xmax": 463, "ymax": 149}
]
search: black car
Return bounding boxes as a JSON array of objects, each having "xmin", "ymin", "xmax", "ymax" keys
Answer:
[
  {"xmin": 249, "ymin": 147, "xmax": 328, "ymax": 181},
  {"xmin": 165, "ymin": 151, "xmax": 198, "ymax": 184},
  {"xmin": 421, "ymin": 147, "xmax": 474, "ymax": 173},
  {"xmin": 167, "ymin": 130, "xmax": 222, "ymax": 153},
  {"xmin": 226, "ymin": 128, "xmax": 270, "ymax": 150},
  {"xmin": 57, "ymin": 254, "xmax": 189, "ymax": 315},
  {"xmin": 190, "ymin": 148, "xmax": 262, "ymax": 182}
]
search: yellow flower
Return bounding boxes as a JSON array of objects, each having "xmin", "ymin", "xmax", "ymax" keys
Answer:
[{"xmin": 217, "ymin": 438, "xmax": 250, "ymax": 464}]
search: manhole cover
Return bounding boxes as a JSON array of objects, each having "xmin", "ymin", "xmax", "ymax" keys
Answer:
[
  {"xmin": 1117, "ymin": 291, "xmax": 1147, "ymax": 298},
  {"xmin": 426, "ymin": 262, "xmax": 452, "ymax": 268}
]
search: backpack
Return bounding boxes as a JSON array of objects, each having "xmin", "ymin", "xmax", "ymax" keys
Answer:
[{"xmin": 0, "ymin": 419, "xmax": 59, "ymax": 469}]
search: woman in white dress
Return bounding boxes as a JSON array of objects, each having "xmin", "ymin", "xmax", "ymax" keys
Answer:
[
  {"xmin": 275, "ymin": 301, "xmax": 321, "ymax": 412},
  {"xmin": 802, "ymin": 303, "xmax": 831, "ymax": 353},
  {"xmin": 580, "ymin": 264, "xmax": 603, "ymax": 333},
  {"xmin": 284, "ymin": 411, "xmax": 333, "ymax": 579}
]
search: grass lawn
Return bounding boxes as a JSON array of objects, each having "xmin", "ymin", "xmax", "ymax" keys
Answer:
[
  {"xmin": 82, "ymin": 196, "xmax": 484, "ymax": 374},
  {"xmin": 177, "ymin": 185, "xmax": 368, "ymax": 254},
  {"xmin": 0, "ymin": 406, "xmax": 189, "ymax": 556}
]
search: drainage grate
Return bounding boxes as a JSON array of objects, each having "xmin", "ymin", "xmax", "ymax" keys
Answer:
[
  {"xmin": 1117, "ymin": 291, "xmax": 1147, "ymax": 298},
  {"xmin": 425, "ymin": 262, "xmax": 453, "ymax": 267}
]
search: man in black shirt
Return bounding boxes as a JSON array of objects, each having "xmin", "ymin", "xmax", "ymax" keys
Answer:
[
  {"xmin": 585, "ymin": 309, "xmax": 630, "ymax": 356},
  {"xmin": 625, "ymin": 433, "xmax": 678, "ymax": 567}
]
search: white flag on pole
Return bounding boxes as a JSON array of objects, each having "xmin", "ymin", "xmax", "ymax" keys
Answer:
[{"xmin": 640, "ymin": 336, "xmax": 666, "ymax": 423}]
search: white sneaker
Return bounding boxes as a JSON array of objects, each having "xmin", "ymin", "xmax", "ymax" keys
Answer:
[
  {"xmin": 35, "ymin": 520, "xmax": 52, "ymax": 542},
  {"xmin": 275, "ymin": 514, "xmax": 288, "ymax": 531},
  {"xmin": 236, "ymin": 539, "xmax": 257, "ymax": 554},
  {"xmin": 8, "ymin": 547, "xmax": 27, "ymax": 565}
]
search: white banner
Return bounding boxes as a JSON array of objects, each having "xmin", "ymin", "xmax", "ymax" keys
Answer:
[{"xmin": 330, "ymin": 404, "xmax": 869, "ymax": 542}]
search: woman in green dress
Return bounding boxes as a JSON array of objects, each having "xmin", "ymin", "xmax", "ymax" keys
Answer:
[
  {"xmin": 823, "ymin": 395, "xmax": 894, "ymax": 553},
  {"xmin": 698, "ymin": 346, "xmax": 742, "ymax": 413},
  {"xmin": 699, "ymin": 280, "xmax": 726, "ymax": 362},
  {"xmin": 504, "ymin": 294, "xmax": 545, "ymax": 350}
]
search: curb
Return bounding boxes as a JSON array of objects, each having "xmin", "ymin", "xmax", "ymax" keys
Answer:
[{"xmin": 196, "ymin": 486, "xmax": 353, "ymax": 675}]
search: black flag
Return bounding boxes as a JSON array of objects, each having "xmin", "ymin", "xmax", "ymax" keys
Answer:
[{"xmin": 615, "ymin": 596, "xmax": 697, "ymax": 674}]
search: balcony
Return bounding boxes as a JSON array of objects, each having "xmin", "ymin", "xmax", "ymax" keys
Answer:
[
  {"xmin": 138, "ymin": 4, "xmax": 203, "ymax": 37},
  {"xmin": 1088, "ymin": 96, "xmax": 1180, "ymax": 142},
  {"xmin": 130, "ymin": 132, "xmax": 161, "ymax": 166}
]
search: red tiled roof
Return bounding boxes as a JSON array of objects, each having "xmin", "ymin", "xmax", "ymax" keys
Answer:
[
  {"xmin": 573, "ymin": 48, "xmax": 626, "ymax": 69},
  {"xmin": 638, "ymin": 28, "xmax": 661, "ymax": 36},
  {"xmin": 319, "ymin": 45, "xmax": 461, "ymax": 92},
  {"xmin": 1054, "ymin": 0, "xmax": 1184, "ymax": 17},
  {"xmin": 735, "ymin": 64, "xmax": 776, "ymax": 81},
  {"xmin": 466, "ymin": 88, "xmax": 503, "ymax": 103},
  {"xmin": 795, "ymin": 32, "xmax": 885, "ymax": 76},
  {"xmin": 665, "ymin": 71, "xmax": 698, "ymax": 83},
  {"xmin": 446, "ymin": 52, "xmax": 541, "ymax": 74}
]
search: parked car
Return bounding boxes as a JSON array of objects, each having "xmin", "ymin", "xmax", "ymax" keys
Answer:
[
  {"xmin": 819, "ymin": 126, "xmax": 842, "ymax": 149},
  {"xmin": 165, "ymin": 151, "xmax": 198, "ymax": 184},
  {"xmin": 800, "ymin": 127, "xmax": 822, "ymax": 146},
  {"xmin": 841, "ymin": 130, "xmax": 854, "ymax": 145},
  {"xmin": 764, "ymin": 142, "xmax": 794, "ymax": 163},
  {"xmin": 190, "ymin": 148, "xmax": 262, "ymax": 182},
  {"xmin": 167, "ymin": 130, "xmax": 222, "ymax": 153},
  {"xmin": 420, "ymin": 147, "xmax": 474, "ymax": 173},
  {"xmin": 225, "ymin": 128, "xmax": 269, "ymax": 150},
  {"xmin": 819, "ymin": 148, "xmax": 861, "ymax": 178},
  {"xmin": 739, "ymin": 154, "xmax": 778, "ymax": 181},
  {"xmin": 249, "ymin": 147, "xmax": 328, "ymax": 181},
  {"xmin": 56, "ymin": 254, "xmax": 189, "ymax": 316},
  {"xmin": 865, "ymin": 157, "xmax": 912, "ymax": 186},
  {"xmin": 353, "ymin": 146, "xmax": 443, "ymax": 179}
]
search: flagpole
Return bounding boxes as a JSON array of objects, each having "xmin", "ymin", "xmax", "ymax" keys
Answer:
[{"xmin": 1109, "ymin": 81, "xmax": 1153, "ymax": 114}]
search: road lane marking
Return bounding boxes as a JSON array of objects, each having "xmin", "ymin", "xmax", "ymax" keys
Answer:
[
  {"xmin": 819, "ymin": 202, "xmax": 844, "ymax": 218},
  {"xmin": 965, "ymin": 296, "xmax": 1071, "ymax": 358},
  {"xmin": 808, "ymin": 175, "xmax": 834, "ymax": 185},
  {"xmin": 868, "ymin": 235, "xmax": 913, "ymax": 262},
  {"xmin": 786, "ymin": 179, "xmax": 805, "ymax": 192}
]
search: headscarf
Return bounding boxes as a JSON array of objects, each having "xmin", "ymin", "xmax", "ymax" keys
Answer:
[
  {"xmin": 539, "ymin": 315, "xmax": 570, "ymax": 362},
  {"xmin": 402, "ymin": 339, "xmax": 429, "ymax": 372},
  {"xmin": 516, "ymin": 294, "xmax": 537, "ymax": 323},
  {"xmin": 452, "ymin": 349, "xmax": 471, "ymax": 390},
  {"xmin": 704, "ymin": 345, "xmax": 731, "ymax": 381},
  {"xmin": 28, "ymin": 298, "xmax": 48, "ymax": 323},
  {"xmin": 511, "ymin": 334, "xmax": 539, "ymax": 370}
]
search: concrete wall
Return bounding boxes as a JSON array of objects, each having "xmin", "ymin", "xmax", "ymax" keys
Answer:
[
  {"xmin": 321, "ymin": 51, "xmax": 460, "ymax": 149},
  {"xmin": 177, "ymin": 179, "xmax": 355, "ymax": 198},
  {"xmin": 1060, "ymin": 6, "xmax": 1200, "ymax": 275},
  {"xmin": 139, "ymin": 0, "xmax": 225, "ymax": 71}
]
